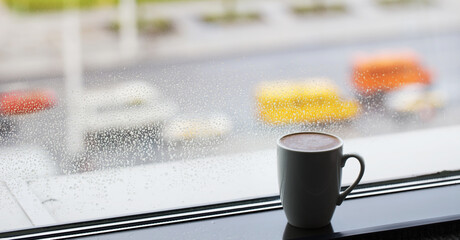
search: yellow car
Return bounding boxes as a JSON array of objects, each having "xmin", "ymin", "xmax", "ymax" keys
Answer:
[{"xmin": 255, "ymin": 79, "xmax": 360, "ymax": 125}]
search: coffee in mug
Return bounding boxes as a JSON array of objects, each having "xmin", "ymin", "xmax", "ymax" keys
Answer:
[
  {"xmin": 278, "ymin": 132, "xmax": 365, "ymax": 228},
  {"xmin": 279, "ymin": 132, "xmax": 342, "ymax": 151}
]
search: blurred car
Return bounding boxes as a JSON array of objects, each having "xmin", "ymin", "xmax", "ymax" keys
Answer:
[
  {"xmin": 385, "ymin": 83, "xmax": 445, "ymax": 119},
  {"xmin": 0, "ymin": 88, "xmax": 57, "ymax": 139},
  {"xmin": 163, "ymin": 114, "xmax": 232, "ymax": 141},
  {"xmin": 0, "ymin": 89, "xmax": 56, "ymax": 115},
  {"xmin": 255, "ymin": 79, "xmax": 360, "ymax": 125},
  {"xmin": 83, "ymin": 81, "xmax": 177, "ymax": 133},
  {"xmin": 352, "ymin": 51, "xmax": 432, "ymax": 95}
]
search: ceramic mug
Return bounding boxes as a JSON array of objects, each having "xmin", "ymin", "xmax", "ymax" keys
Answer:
[{"xmin": 278, "ymin": 132, "xmax": 365, "ymax": 228}]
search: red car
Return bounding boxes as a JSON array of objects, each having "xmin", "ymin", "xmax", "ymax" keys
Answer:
[{"xmin": 0, "ymin": 89, "xmax": 56, "ymax": 115}]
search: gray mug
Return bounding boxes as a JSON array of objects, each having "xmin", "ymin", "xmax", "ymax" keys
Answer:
[{"xmin": 277, "ymin": 132, "xmax": 365, "ymax": 228}]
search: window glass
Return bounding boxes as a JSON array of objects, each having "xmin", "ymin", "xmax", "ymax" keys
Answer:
[{"xmin": 0, "ymin": 0, "xmax": 459, "ymax": 232}]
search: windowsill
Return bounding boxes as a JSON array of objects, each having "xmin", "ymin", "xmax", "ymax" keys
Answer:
[
  {"xmin": 1, "ymin": 125, "xmax": 460, "ymax": 235},
  {"xmin": 76, "ymin": 183, "xmax": 460, "ymax": 240}
]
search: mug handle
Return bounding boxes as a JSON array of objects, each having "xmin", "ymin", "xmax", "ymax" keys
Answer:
[{"xmin": 336, "ymin": 154, "xmax": 365, "ymax": 206}]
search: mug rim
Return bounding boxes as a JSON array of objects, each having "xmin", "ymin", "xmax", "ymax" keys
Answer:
[{"xmin": 277, "ymin": 131, "xmax": 344, "ymax": 153}]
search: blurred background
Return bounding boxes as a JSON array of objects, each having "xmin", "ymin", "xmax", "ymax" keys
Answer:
[{"xmin": 1, "ymin": 0, "xmax": 460, "ymax": 175}]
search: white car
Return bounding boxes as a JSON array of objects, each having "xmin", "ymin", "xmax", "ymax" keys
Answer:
[
  {"xmin": 163, "ymin": 114, "xmax": 233, "ymax": 142},
  {"xmin": 385, "ymin": 83, "xmax": 445, "ymax": 119},
  {"xmin": 83, "ymin": 81, "xmax": 177, "ymax": 133}
]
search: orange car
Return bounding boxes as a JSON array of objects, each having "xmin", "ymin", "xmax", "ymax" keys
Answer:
[{"xmin": 352, "ymin": 51, "xmax": 432, "ymax": 95}]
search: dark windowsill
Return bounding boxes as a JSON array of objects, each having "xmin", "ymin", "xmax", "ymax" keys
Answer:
[
  {"xmin": 1, "ymin": 172, "xmax": 459, "ymax": 239},
  {"xmin": 13, "ymin": 177, "xmax": 453, "ymax": 240}
]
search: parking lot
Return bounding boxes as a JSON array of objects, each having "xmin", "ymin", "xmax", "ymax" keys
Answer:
[{"xmin": 1, "ymin": 30, "xmax": 460, "ymax": 173}]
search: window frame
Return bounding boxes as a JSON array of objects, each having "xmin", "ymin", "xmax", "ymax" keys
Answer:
[{"xmin": 1, "ymin": 171, "xmax": 459, "ymax": 239}]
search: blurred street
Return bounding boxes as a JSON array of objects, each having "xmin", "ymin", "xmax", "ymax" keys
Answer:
[
  {"xmin": 2, "ymin": 32, "xmax": 460, "ymax": 172},
  {"xmin": 1, "ymin": 0, "xmax": 460, "ymax": 173}
]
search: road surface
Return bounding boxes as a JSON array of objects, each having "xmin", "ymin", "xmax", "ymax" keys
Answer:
[{"xmin": 2, "ymin": 31, "xmax": 460, "ymax": 173}]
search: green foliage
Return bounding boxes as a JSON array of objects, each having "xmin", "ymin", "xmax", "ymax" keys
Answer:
[
  {"xmin": 3, "ymin": 0, "xmax": 117, "ymax": 12},
  {"xmin": 2, "ymin": 0, "xmax": 194, "ymax": 13},
  {"xmin": 377, "ymin": 0, "xmax": 432, "ymax": 6},
  {"xmin": 201, "ymin": 12, "xmax": 260, "ymax": 24},
  {"xmin": 138, "ymin": 18, "xmax": 173, "ymax": 34},
  {"xmin": 109, "ymin": 18, "xmax": 174, "ymax": 34},
  {"xmin": 292, "ymin": 3, "xmax": 347, "ymax": 15}
]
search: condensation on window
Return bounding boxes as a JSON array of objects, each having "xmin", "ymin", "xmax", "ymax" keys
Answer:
[{"xmin": 0, "ymin": 0, "xmax": 459, "ymax": 232}]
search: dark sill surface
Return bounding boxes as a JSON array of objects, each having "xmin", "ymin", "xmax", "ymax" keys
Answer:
[{"xmin": 78, "ymin": 184, "xmax": 460, "ymax": 240}]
